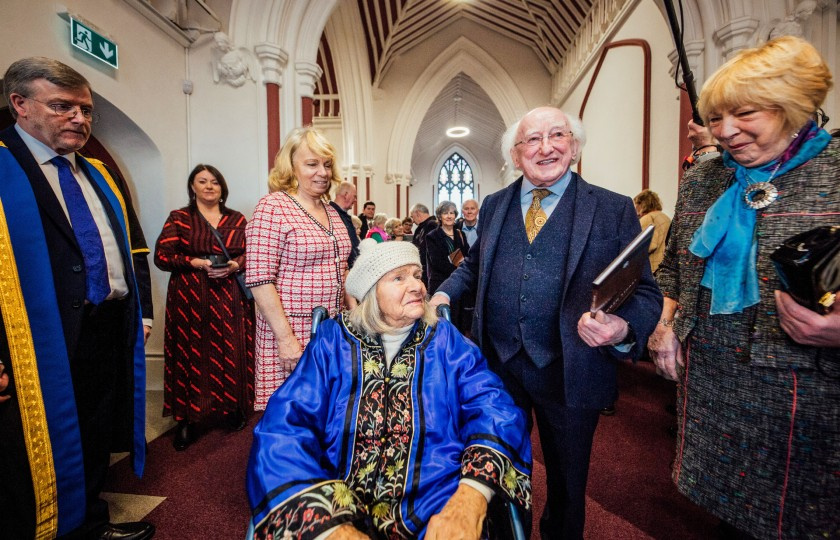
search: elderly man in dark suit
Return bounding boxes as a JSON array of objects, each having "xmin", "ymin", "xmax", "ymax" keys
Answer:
[
  {"xmin": 431, "ymin": 106, "xmax": 662, "ymax": 539},
  {"xmin": 329, "ymin": 181, "xmax": 359, "ymax": 267},
  {"xmin": 0, "ymin": 57, "xmax": 153, "ymax": 539}
]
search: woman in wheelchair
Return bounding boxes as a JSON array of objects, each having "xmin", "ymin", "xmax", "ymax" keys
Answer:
[{"xmin": 247, "ymin": 239, "xmax": 531, "ymax": 539}]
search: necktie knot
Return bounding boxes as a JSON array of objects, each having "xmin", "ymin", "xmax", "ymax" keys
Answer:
[
  {"xmin": 531, "ymin": 188, "xmax": 550, "ymax": 202},
  {"xmin": 51, "ymin": 155, "xmax": 72, "ymax": 170}
]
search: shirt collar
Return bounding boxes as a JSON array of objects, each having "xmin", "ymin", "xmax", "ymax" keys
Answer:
[
  {"xmin": 520, "ymin": 169, "xmax": 572, "ymax": 201},
  {"xmin": 461, "ymin": 220, "xmax": 477, "ymax": 230},
  {"xmin": 15, "ymin": 124, "xmax": 78, "ymax": 171}
]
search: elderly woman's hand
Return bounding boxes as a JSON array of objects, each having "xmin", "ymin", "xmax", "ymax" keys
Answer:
[
  {"xmin": 276, "ymin": 334, "xmax": 303, "ymax": 363},
  {"xmin": 775, "ymin": 290, "xmax": 840, "ymax": 347},
  {"xmin": 425, "ymin": 484, "xmax": 487, "ymax": 540},
  {"xmin": 0, "ymin": 361, "xmax": 10, "ymax": 403},
  {"xmin": 648, "ymin": 323, "xmax": 684, "ymax": 381},
  {"xmin": 687, "ymin": 119, "xmax": 716, "ymax": 149}
]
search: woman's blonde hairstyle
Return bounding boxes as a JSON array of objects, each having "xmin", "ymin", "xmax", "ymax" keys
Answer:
[
  {"xmin": 268, "ymin": 127, "xmax": 342, "ymax": 196},
  {"xmin": 698, "ymin": 36, "xmax": 832, "ymax": 133},
  {"xmin": 345, "ymin": 270, "xmax": 438, "ymax": 337},
  {"xmin": 385, "ymin": 218, "xmax": 402, "ymax": 237}
]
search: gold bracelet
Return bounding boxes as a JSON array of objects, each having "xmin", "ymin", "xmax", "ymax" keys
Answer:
[{"xmin": 659, "ymin": 318, "xmax": 675, "ymax": 327}]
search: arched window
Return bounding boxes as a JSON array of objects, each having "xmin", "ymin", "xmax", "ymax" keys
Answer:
[{"xmin": 437, "ymin": 152, "xmax": 474, "ymax": 211}]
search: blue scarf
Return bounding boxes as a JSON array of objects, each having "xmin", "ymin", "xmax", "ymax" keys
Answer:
[{"xmin": 688, "ymin": 121, "xmax": 831, "ymax": 314}]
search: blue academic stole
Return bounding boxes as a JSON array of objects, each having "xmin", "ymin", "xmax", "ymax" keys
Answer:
[{"xmin": 0, "ymin": 144, "xmax": 146, "ymax": 537}]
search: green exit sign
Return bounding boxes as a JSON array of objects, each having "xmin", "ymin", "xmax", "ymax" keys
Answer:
[{"xmin": 70, "ymin": 17, "xmax": 118, "ymax": 69}]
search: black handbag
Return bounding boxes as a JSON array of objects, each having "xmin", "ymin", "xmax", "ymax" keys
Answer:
[
  {"xmin": 206, "ymin": 221, "xmax": 254, "ymax": 301},
  {"xmin": 770, "ymin": 225, "xmax": 840, "ymax": 313}
]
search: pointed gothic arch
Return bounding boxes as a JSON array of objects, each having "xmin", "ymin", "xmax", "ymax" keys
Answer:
[{"xmin": 386, "ymin": 37, "xmax": 528, "ymax": 183}]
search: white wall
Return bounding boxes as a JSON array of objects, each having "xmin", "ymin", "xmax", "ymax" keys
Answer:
[
  {"xmin": 0, "ymin": 0, "xmax": 191, "ymax": 361},
  {"xmin": 558, "ymin": 0, "xmax": 681, "ymax": 217}
]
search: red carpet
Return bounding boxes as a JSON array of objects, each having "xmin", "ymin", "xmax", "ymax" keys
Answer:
[{"xmin": 105, "ymin": 361, "xmax": 719, "ymax": 539}]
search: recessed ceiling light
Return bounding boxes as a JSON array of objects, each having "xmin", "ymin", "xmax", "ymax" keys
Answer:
[{"xmin": 446, "ymin": 126, "xmax": 470, "ymax": 137}]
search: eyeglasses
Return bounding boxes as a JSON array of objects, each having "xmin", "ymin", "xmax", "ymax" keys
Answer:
[
  {"xmin": 515, "ymin": 130, "xmax": 572, "ymax": 147},
  {"xmin": 22, "ymin": 95, "xmax": 99, "ymax": 124}
]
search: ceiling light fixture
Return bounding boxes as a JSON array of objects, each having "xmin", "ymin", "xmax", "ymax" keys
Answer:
[{"xmin": 446, "ymin": 80, "xmax": 470, "ymax": 138}]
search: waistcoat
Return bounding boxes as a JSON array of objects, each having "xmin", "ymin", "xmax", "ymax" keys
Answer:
[{"xmin": 485, "ymin": 179, "xmax": 576, "ymax": 367}]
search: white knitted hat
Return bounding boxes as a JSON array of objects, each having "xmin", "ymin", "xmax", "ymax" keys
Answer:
[{"xmin": 345, "ymin": 239, "xmax": 422, "ymax": 301}]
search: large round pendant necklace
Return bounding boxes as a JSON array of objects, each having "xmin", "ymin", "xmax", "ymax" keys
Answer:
[{"xmin": 743, "ymin": 160, "xmax": 782, "ymax": 210}]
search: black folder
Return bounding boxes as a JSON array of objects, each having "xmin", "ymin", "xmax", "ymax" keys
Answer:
[{"xmin": 590, "ymin": 225, "xmax": 654, "ymax": 315}]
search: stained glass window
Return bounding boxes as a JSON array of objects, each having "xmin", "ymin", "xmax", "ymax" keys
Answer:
[{"xmin": 437, "ymin": 153, "xmax": 474, "ymax": 211}]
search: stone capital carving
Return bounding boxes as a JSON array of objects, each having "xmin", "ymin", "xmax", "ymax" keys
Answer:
[
  {"xmin": 255, "ymin": 42, "xmax": 288, "ymax": 86},
  {"xmin": 713, "ymin": 17, "xmax": 760, "ymax": 59},
  {"xmin": 667, "ymin": 40, "xmax": 705, "ymax": 82},
  {"xmin": 295, "ymin": 61, "xmax": 323, "ymax": 97},
  {"xmin": 385, "ymin": 172, "xmax": 411, "ymax": 186}
]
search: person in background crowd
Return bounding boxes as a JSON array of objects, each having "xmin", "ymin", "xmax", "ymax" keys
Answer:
[
  {"xmin": 431, "ymin": 106, "xmax": 661, "ymax": 539},
  {"xmin": 351, "ymin": 214, "xmax": 363, "ymax": 239},
  {"xmin": 457, "ymin": 198, "xmax": 479, "ymax": 247},
  {"xmin": 154, "ymin": 164, "xmax": 254, "ymax": 451},
  {"xmin": 358, "ymin": 200, "xmax": 375, "ymax": 239},
  {"xmin": 0, "ymin": 56, "xmax": 154, "ymax": 540},
  {"xmin": 365, "ymin": 212, "xmax": 389, "ymax": 242},
  {"xmin": 633, "ymin": 189, "xmax": 671, "ymax": 273},
  {"xmin": 246, "ymin": 127, "xmax": 351, "ymax": 410},
  {"xmin": 425, "ymin": 201, "xmax": 469, "ymax": 334},
  {"xmin": 247, "ymin": 239, "xmax": 531, "ymax": 540},
  {"xmin": 410, "ymin": 203, "xmax": 437, "ymax": 286},
  {"xmin": 385, "ymin": 217, "xmax": 404, "ymax": 241},
  {"xmin": 649, "ymin": 36, "xmax": 840, "ymax": 539},
  {"xmin": 330, "ymin": 180, "xmax": 360, "ymax": 267}
]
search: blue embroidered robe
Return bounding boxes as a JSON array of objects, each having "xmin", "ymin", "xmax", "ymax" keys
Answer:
[{"xmin": 247, "ymin": 316, "xmax": 532, "ymax": 539}]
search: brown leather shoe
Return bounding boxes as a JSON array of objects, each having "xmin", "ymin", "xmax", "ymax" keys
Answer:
[{"xmin": 97, "ymin": 521, "xmax": 155, "ymax": 539}]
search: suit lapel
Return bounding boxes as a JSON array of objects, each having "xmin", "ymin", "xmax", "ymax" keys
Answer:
[
  {"xmin": 0, "ymin": 126, "xmax": 77, "ymax": 247},
  {"xmin": 563, "ymin": 174, "xmax": 596, "ymax": 300}
]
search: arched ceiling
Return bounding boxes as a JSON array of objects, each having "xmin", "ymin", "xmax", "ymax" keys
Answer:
[
  {"xmin": 412, "ymin": 73, "xmax": 504, "ymax": 166},
  {"xmin": 357, "ymin": 0, "xmax": 596, "ymax": 86}
]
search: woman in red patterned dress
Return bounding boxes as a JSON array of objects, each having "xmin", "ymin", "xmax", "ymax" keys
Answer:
[
  {"xmin": 155, "ymin": 164, "xmax": 255, "ymax": 450},
  {"xmin": 246, "ymin": 128, "xmax": 351, "ymax": 409}
]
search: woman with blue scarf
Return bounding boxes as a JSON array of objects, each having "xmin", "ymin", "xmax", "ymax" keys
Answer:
[{"xmin": 649, "ymin": 36, "xmax": 839, "ymax": 538}]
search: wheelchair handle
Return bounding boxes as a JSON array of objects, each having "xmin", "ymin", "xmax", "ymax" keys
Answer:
[
  {"xmin": 435, "ymin": 304, "xmax": 451, "ymax": 323},
  {"xmin": 310, "ymin": 306, "xmax": 329, "ymax": 340}
]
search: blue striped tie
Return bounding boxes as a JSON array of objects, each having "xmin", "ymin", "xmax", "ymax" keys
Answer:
[{"xmin": 51, "ymin": 156, "xmax": 110, "ymax": 304}]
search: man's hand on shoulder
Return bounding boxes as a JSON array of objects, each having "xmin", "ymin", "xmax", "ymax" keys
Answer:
[{"xmin": 429, "ymin": 293, "xmax": 449, "ymax": 308}]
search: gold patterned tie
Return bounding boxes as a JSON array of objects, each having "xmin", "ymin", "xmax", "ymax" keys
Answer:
[{"xmin": 525, "ymin": 188, "xmax": 550, "ymax": 243}]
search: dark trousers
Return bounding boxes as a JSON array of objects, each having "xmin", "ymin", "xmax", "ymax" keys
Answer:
[
  {"xmin": 64, "ymin": 299, "xmax": 130, "ymax": 538},
  {"xmin": 490, "ymin": 350, "xmax": 600, "ymax": 540}
]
